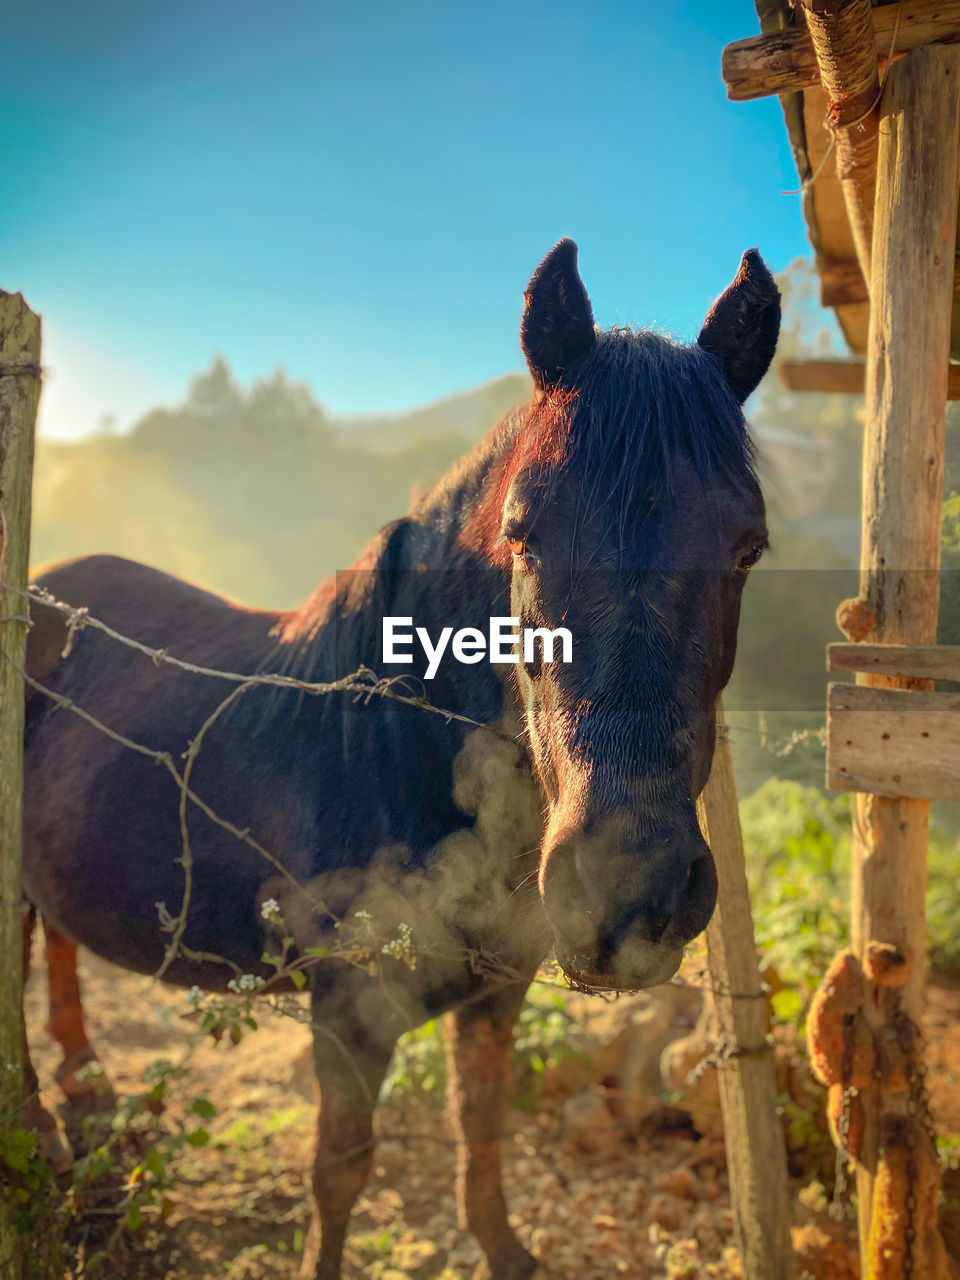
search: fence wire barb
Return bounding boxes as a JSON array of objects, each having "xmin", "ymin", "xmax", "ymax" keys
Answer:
[{"xmin": 2, "ymin": 582, "xmax": 510, "ymax": 738}]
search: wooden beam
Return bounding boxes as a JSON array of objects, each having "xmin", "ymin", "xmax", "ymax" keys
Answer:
[
  {"xmin": 827, "ymin": 683, "xmax": 960, "ymax": 800},
  {"xmin": 828, "ymin": 643, "xmax": 960, "ymax": 683},
  {"xmin": 843, "ymin": 44, "xmax": 960, "ymax": 1267},
  {"xmin": 799, "ymin": 0, "xmax": 880, "ymax": 282},
  {"xmin": 722, "ymin": 0, "xmax": 960, "ymax": 102},
  {"xmin": 698, "ymin": 696, "xmax": 794, "ymax": 1280},
  {"xmin": 778, "ymin": 358, "xmax": 960, "ymax": 397},
  {"xmin": 819, "ymin": 257, "xmax": 868, "ymax": 307},
  {"xmin": 778, "ymin": 359, "xmax": 866, "ymax": 394}
]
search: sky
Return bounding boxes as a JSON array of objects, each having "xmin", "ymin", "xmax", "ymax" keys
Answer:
[{"xmin": 2, "ymin": 0, "xmax": 809, "ymax": 439}]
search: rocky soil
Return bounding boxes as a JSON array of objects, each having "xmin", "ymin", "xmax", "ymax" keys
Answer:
[{"xmin": 24, "ymin": 947, "xmax": 960, "ymax": 1279}]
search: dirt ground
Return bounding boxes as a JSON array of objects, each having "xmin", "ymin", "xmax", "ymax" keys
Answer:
[{"xmin": 23, "ymin": 949, "xmax": 960, "ymax": 1280}]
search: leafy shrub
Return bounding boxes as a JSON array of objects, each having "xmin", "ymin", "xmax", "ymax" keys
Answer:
[
  {"xmin": 380, "ymin": 1018, "xmax": 447, "ymax": 1103},
  {"xmin": 512, "ymin": 986, "xmax": 589, "ymax": 1107},
  {"xmin": 741, "ymin": 779, "xmax": 851, "ymax": 1002},
  {"xmin": 379, "ymin": 982, "xmax": 587, "ymax": 1107},
  {"xmin": 741, "ymin": 779, "xmax": 960, "ymax": 1007}
]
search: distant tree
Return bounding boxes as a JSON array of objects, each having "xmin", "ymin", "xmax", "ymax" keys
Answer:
[{"xmin": 187, "ymin": 355, "xmax": 242, "ymax": 416}]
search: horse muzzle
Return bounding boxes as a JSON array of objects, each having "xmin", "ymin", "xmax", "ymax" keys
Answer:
[{"xmin": 539, "ymin": 815, "xmax": 718, "ymax": 991}]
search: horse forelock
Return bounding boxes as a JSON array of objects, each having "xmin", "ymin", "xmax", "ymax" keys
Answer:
[{"xmin": 463, "ymin": 328, "xmax": 758, "ymax": 563}]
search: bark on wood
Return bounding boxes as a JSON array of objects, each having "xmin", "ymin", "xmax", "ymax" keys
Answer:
[
  {"xmin": 723, "ymin": 0, "xmax": 960, "ymax": 102},
  {"xmin": 819, "ymin": 257, "xmax": 869, "ymax": 307},
  {"xmin": 778, "ymin": 358, "xmax": 960, "ymax": 397},
  {"xmin": 826, "ymin": 683, "xmax": 960, "ymax": 800},
  {"xmin": 828, "ymin": 642, "xmax": 960, "ymax": 682},
  {"xmin": 0, "ymin": 292, "xmax": 45, "ymax": 1276},
  {"xmin": 799, "ymin": 0, "xmax": 880, "ymax": 282},
  {"xmin": 698, "ymin": 699, "xmax": 795, "ymax": 1280},
  {"xmin": 845, "ymin": 43, "xmax": 960, "ymax": 1256}
]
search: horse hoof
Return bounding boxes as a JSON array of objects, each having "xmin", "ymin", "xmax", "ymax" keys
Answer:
[
  {"xmin": 41, "ymin": 1125, "xmax": 74, "ymax": 1175},
  {"xmin": 28, "ymin": 1107, "xmax": 74, "ymax": 1175},
  {"xmin": 24, "ymin": 1092, "xmax": 74, "ymax": 1174},
  {"xmin": 55, "ymin": 1048, "xmax": 106, "ymax": 1099}
]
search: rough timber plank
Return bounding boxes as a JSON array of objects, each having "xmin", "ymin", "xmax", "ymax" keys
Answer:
[
  {"xmin": 819, "ymin": 257, "xmax": 869, "ymax": 307},
  {"xmin": 828, "ymin": 643, "xmax": 960, "ymax": 682},
  {"xmin": 827, "ymin": 683, "xmax": 960, "ymax": 800}
]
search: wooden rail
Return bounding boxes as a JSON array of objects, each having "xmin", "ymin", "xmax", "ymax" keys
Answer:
[
  {"xmin": 778, "ymin": 358, "xmax": 960, "ymax": 397},
  {"xmin": 828, "ymin": 642, "xmax": 960, "ymax": 682},
  {"xmin": 818, "ymin": 258, "xmax": 869, "ymax": 308},
  {"xmin": 827, "ymin": 684, "xmax": 960, "ymax": 801},
  {"xmin": 723, "ymin": 0, "xmax": 960, "ymax": 102}
]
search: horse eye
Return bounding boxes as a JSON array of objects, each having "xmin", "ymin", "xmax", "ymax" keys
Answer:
[
  {"xmin": 737, "ymin": 543, "xmax": 765, "ymax": 571},
  {"xmin": 507, "ymin": 537, "xmax": 526, "ymax": 558}
]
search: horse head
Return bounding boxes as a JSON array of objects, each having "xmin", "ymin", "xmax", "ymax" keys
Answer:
[{"xmin": 489, "ymin": 239, "xmax": 779, "ymax": 990}]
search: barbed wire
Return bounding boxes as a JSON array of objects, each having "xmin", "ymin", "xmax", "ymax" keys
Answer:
[{"xmin": 2, "ymin": 581, "xmax": 503, "ymax": 736}]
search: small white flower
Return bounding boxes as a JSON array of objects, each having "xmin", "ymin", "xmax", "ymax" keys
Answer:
[
  {"xmin": 187, "ymin": 985, "xmax": 204, "ymax": 1006},
  {"xmin": 354, "ymin": 909, "xmax": 372, "ymax": 920},
  {"xmin": 227, "ymin": 973, "xmax": 265, "ymax": 994},
  {"xmin": 380, "ymin": 922, "xmax": 416, "ymax": 969},
  {"xmin": 260, "ymin": 897, "xmax": 281, "ymax": 922}
]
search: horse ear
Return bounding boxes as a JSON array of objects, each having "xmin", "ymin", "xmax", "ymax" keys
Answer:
[
  {"xmin": 521, "ymin": 239, "xmax": 596, "ymax": 389},
  {"xmin": 697, "ymin": 249, "xmax": 780, "ymax": 403}
]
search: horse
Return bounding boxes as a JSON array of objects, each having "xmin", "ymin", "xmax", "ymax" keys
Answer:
[{"xmin": 19, "ymin": 238, "xmax": 779, "ymax": 1280}]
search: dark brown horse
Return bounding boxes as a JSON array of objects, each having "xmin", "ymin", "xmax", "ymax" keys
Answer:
[{"xmin": 19, "ymin": 239, "xmax": 778, "ymax": 1279}]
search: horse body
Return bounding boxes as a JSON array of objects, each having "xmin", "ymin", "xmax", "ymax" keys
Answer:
[
  {"xmin": 23, "ymin": 415, "xmax": 530, "ymax": 991},
  {"xmin": 20, "ymin": 240, "xmax": 780, "ymax": 1279}
]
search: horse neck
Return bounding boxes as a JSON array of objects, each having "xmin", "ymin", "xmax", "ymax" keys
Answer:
[{"xmin": 276, "ymin": 411, "xmax": 521, "ymax": 718}]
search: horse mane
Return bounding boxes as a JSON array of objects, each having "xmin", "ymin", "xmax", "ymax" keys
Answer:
[
  {"xmin": 462, "ymin": 329, "xmax": 757, "ymax": 565},
  {"xmin": 269, "ymin": 327, "xmax": 757, "ymax": 671}
]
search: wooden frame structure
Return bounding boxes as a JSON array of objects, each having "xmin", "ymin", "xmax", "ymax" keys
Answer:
[{"xmin": 723, "ymin": 4, "xmax": 960, "ymax": 1277}]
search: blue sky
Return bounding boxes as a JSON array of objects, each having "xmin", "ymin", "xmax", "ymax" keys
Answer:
[{"xmin": 3, "ymin": 1, "xmax": 809, "ymax": 438}]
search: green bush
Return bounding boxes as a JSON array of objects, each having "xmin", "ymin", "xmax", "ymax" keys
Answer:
[
  {"xmin": 379, "ymin": 985, "xmax": 586, "ymax": 1108},
  {"xmin": 741, "ymin": 779, "xmax": 851, "ymax": 1004},
  {"xmin": 740, "ymin": 778, "xmax": 960, "ymax": 1006}
]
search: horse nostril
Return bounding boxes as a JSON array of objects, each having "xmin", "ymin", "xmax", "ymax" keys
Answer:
[
  {"xmin": 606, "ymin": 900, "xmax": 667, "ymax": 951},
  {"xmin": 661, "ymin": 848, "xmax": 717, "ymax": 946}
]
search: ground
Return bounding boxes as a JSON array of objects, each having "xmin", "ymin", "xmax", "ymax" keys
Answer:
[{"xmin": 22, "ymin": 950, "xmax": 960, "ymax": 1280}]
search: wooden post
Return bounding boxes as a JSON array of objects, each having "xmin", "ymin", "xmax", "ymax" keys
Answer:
[
  {"xmin": 843, "ymin": 42, "xmax": 960, "ymax": 1264},
  {"xmin": 0, "ymin": 292, "xmax": 44, "ymax": 1277},
  {"xmin": 698, "ymin": 696, "xmax": 795, "ymax": 1280},
  {"xmin": 799, "ymin": 0, "xmax": 880, "ymax": 284}
]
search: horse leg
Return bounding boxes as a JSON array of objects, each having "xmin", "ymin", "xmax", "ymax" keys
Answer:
[
  {"xmin": 42, "ymin": 917, "xmax": 100, "ymax": 1097},
  {"xmin": 21, "ymin": 906, "xmax": 73, "ymax": 1173},
  {"xmin": 301, "ymin": 984, "xmax": 400, "ymax": 1280},
  {"xmin": 445, "ymin": 980, "xmax": 541, "ymax": 1280}
]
